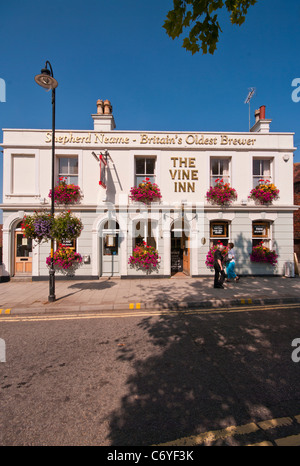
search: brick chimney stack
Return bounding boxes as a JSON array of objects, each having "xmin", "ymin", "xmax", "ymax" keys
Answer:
[
  {"xmin": 92, "ymin": 99, "xmax": 115, "ymax": 131},
  {"xmin": 250, "ymin": 105, "xmax": 272, "ymax": 133}
]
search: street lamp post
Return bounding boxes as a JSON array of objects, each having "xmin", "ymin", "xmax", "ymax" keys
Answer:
[{"xmin": 34, "ymin": 61, "xmax": 58, "ymax": 302}]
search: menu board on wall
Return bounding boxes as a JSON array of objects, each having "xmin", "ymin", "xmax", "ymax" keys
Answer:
[
  {"xmin": 171, "ymin": 250, "xmax": 182, "ymax": 273},
  {"xmin": 212, "ymin": 224, "xmax": 226, "ymax": 236},
  {"xmin": 60, "ymin": 239, "xmax": 76, "ymax": 249},
  {"xmin": 253, "ymin": 223, "xmax": 267, "ymax": 236}
]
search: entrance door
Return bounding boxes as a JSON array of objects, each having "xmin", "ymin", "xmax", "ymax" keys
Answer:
[
  {"xmin": 171, "ymin": 230, "xmax": 190, "ymax": 276},
  {"xmin": 102, "ymin": 233, "xmax": 119, "ymax": 276},
  {"xmin": 14, "ymin": 232, "xmax": 32, "ymax": 275},
  {"xmin": 101, "ymin": 220, "xmax": 120, "ymax": 277},
  {"xmin": 182, "ymin": 236, "xmax": 190, "ymax": 275},
  {"xmin": 171, "ymin": 232, "xmax": 183, "ymax": 275}
]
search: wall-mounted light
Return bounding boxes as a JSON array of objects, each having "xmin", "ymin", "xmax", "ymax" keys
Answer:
[{"xmin": 283, "ymin": 154, "xmax": 290, "ymax": 162}]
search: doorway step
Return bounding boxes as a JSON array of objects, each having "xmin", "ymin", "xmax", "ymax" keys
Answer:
[
  {"xmin": 11, "ymin": 276, "xmax": 32, "ymax": 282},
  {"xmin": 171, "ymin": 271, "xmax": 190, "ymax": 278}
]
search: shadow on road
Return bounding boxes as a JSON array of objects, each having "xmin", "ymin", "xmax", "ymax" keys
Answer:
[{"xmin": 108, "ymin": 306, "xmax": 300, "ymax": 446}]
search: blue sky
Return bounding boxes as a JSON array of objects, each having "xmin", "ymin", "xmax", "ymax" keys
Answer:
[{"xmin": 1, "ymin": 0, "xmax": 300, "ymax": 221}]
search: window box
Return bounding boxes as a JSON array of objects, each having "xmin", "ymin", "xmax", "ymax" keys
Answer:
[
  {"xmin": 248, "ymin": 181, "xmax": 279, "ymax": 205},
  {"xmin": 206, "ymin": 179, "xmax": 237, "ymax": 206}
]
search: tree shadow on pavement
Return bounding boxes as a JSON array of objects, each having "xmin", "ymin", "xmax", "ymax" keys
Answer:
[{"xmin": 108, "ymin": 306, "xmax": 300, "ymax": 446}]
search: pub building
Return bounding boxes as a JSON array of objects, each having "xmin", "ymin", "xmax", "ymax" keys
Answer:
[{"xmin": 0, "ymin": 100, "xmax": 297, "ymax": 280}]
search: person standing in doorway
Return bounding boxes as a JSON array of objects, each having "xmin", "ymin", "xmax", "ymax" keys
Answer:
[
  {"xmin": 213, "ymin": 243, "xmax": 225, "ymax": 288},
  {"xmin": 226, "ymin": 242, "xmax": 239, "ymax": 282}
]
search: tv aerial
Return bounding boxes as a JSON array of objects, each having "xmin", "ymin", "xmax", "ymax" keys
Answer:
[{"xmin": 244, "ymin": 87, "xmax": 256, "ymax": 131}]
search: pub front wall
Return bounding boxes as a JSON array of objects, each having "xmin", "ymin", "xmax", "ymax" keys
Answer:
[{"xmin": 1, "ymin": 127, "xmax": 297, "ymax": 279}]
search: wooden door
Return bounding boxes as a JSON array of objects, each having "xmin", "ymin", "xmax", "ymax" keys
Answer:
[
  {"xmin": 182, "ymin": 236, "xmax": 190, "ymax": 275},
  {"xmin": 14, "ymin": 232, "xmax": 32, "ymax": 275}
]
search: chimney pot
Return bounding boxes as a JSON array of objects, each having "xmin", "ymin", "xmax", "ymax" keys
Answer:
[
  {"xmin": 254, "ymin": 109, "xmax": 260, "ymax": 123},
  {"xmin": 97, "ymin": 99, "xmax": 104, "ymax": 114},
  {"xmin": 259, "ymin": 105, "xmax": 266, "ymax": 120},
  {"xmin": 104, "ymin": 100, "xmax": 112, "ymax": 115}
]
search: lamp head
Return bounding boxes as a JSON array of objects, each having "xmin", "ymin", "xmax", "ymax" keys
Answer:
[{"xmin": 35, "ymin": 64, "xmax": 58, "ymax": 90}]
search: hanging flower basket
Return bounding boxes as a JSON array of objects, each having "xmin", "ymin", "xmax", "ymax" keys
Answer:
[
  {"xmin": 49, "ymin": 177, "xmax": 82, "ymax": 205},
  {"xmin": 248, "ymin": 180, "xmax": 279, "ymax": 205},
  {"xmin": 128, "ymin": 241, "xmax": 160, "ymax": 273},
  {"xmin": 50, "ymin": 211, "xmax": 83, "ymax": 242},
  {"xmin": 46, "ymin": 246, "xmax": 83, "ymax": 276},
  {"xmin": 21, "ymin": 211, "xmax": 54, "ymax": 244},
  {"xmin": 130, "ymin": 178, "xmax": 162, "ymax": 204},
  {"xmin": 205, "ymin": 242, "xmax": 228, "ymax": 271},
  {"xmin": 250, "ymin": 242, "xmax": 278, "ymax": 266},
  {"xmin": 206, "ymin": 179, "xmax": 237, "ymax": 206}
]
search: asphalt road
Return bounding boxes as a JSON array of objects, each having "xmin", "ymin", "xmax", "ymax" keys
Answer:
[{"xmin": 1, "ymin": 303, "xmax": 300, "ymax": 446}]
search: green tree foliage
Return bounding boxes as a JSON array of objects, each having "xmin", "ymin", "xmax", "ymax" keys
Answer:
[{"xmin": 163, "ymin": 0, "xmax": 258, "ymax": 54}]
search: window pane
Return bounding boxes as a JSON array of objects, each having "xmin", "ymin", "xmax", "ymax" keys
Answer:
[
  {"xmin": 16, "ymin": 234, "xmax": 32, "ymax": 257},
  {"xmin": 211, "ymin": 239, "xmax": 228, "ymax": 247},
  {"xmin": 59, "ymin": 158, "xmax": 69, "ymax": 174},
  {"xmin": 104, "ymin": 220, "xmax": 120, "ymax": 229},
  {"xmin": 69, "ymin": 158, "xmax": 78, "ymax": 174},
  {"xmin": 211, "ymin": 160, "xmax": 219, "ymax": 175},
  {"xmin": 253, "ymin": 159, "xmax": 261, "ymax": 176},
  {"xmin": 146, "ymin": 175, "xmax": 155, "ymax": 183},
  {"xmin": 253, "ymin": 176, "xmax": 261, "ymax": 187},
  {"xmin": 252, "ymin": 238, "xmax": 270, "ymax": 248},
  {"xmin": 262, "ymin": 160, "xmax": 270, "ymax": 176},
  {"xmin": 103, "ymin": 235, "xmax": 118, "ymax": 256},
  {"xmin": 68, "ymin": 176, "xmax": 78, "ymax": 185},
  {"xmin": 221, "ymin": 159, "xmax": 229, "ymax": 175},
  {"xmin": 136, "ymin": 158, "xmax": 145, "ymax": 174},
  {"xmin": 146, "ymin": 158, "xmax": 155, "ymax": 174},
  {"xmin": 136, "ymin": 175, "xmax": 146, "ymax": 185}
]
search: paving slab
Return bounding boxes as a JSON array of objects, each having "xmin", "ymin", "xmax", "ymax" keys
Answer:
[{"xmin": 0, "ymin": 275, "xmax": 300, "ymax": 315}]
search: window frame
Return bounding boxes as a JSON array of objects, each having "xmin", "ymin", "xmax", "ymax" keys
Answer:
[
  {"xmin": 252, "ymin": 221, "xmax": 272, "ymax": 248},
  {"xmin": 134, "ymin": 156, "xmax": 156, "ymax": 186},
  {"xmin": 252, "ymin": 158, "xmax": 273, "ymax": 188},
  {"xmin": 209, "ymin": 221, "xmax": 229, "ymax": 247},
  {"xmin": 210, "ymin": 157, "xmax": 231, "ymax": 186},
  {"xmin": 57, "ymin": 155, "xmax": 79, "ymax": 185},
  {"xmin": 132, "ymin": 219, "xmax": 158, "ymax": 250}
]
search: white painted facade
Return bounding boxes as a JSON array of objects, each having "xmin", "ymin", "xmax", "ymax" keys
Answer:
[{"xmin": 0, "ymin": 101, "xmax": 297, "ymax": 279}]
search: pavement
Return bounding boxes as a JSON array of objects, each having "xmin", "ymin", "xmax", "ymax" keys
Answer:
[{"xmin": 1, "ymin": 274, "xmax": 300, "ymax": 315}]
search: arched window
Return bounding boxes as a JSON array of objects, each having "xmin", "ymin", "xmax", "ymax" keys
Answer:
[
  {"xmin": 103, "ymin": 220, "xmax": 120, "ymax": 230},
  {"xmin": 133, "ymin": 219, "xmax": 157, "ymax": 249}
]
